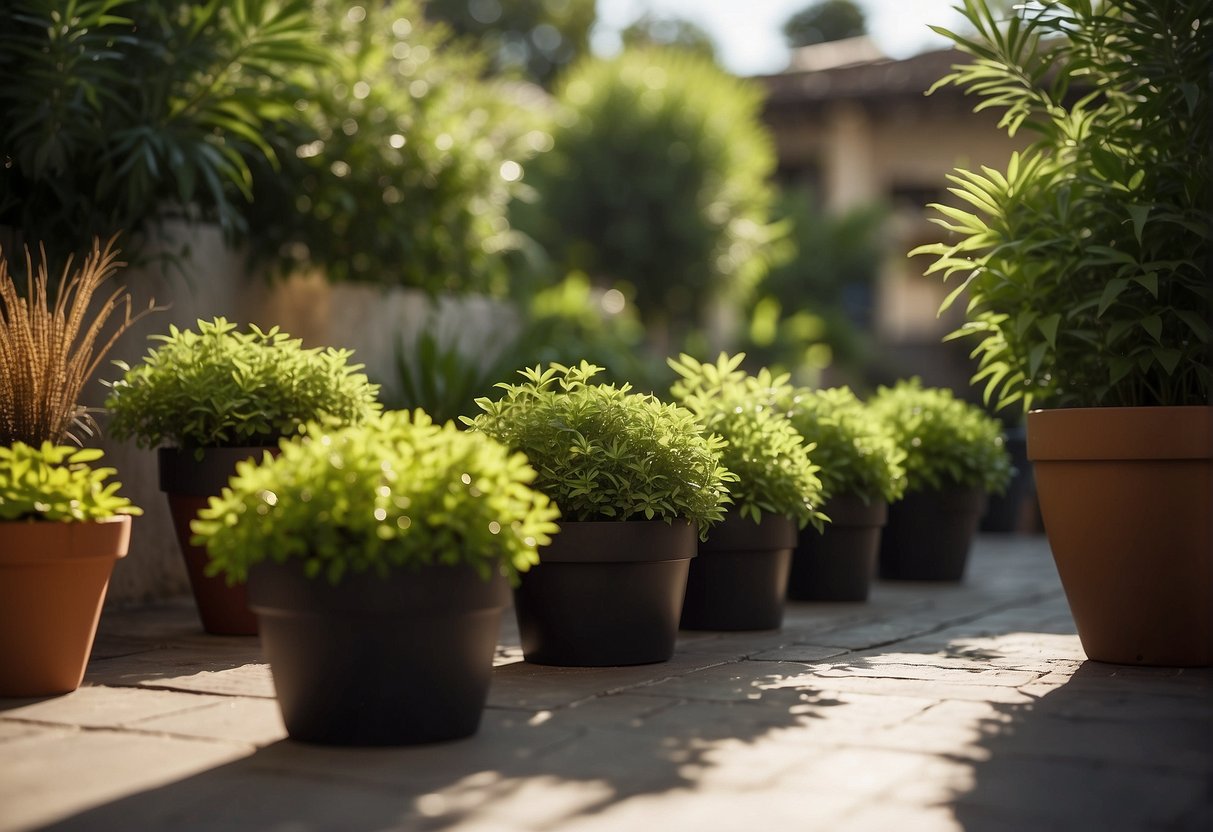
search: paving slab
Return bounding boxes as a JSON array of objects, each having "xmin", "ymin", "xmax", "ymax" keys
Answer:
[{"xmin": 1, "ymin": 534, "xmax": 1210, "ymax": 832}]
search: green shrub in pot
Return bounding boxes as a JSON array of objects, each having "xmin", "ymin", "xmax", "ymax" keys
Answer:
[
  {"xmin": 104, "ymin": 316, "xmax": 382, "ymax": 635},
  {"xmin": 0, "ymin": 442, "xmax": 141, "ymax": 696},
  {"xmin": 463, "ymin": 361, "xmax": 735, "ymax": 663},
  {"xmin": 668, "ymin": 353, "xmax": 824, "ymax": 529},
  {"xmin": 668, "ymin": 352, "xmax": 824, "ymax": 630},
  {"xmin": 780, "ymin": 386, "xmax": 906, "ymax": 506},
  {"xmin": 777, "ymin": 385, "xmax": 906, "ymax": 601},
  {"xmin": 191, "ymin": 409, "xmax": 559, "ymax": 745},
  {"xmin": 911, "ymin": 0, "xmax": 1212, "ymax": 663},
  {"xmin": 464, "ymin": 361, "xmax": 734, "ymax": 532},
  {"xmin": 868, "ymin": 378, "xmax": 1011, "ymax": 582},
  {"xmin": 868, "ymin": 379, "xmax": 1010, "ymax": 497},
  {"xmin": 106, "ymin": 317, "xmax": 381, "ymax": 452}
]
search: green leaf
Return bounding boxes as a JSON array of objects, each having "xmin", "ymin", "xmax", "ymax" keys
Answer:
[
  {"xmin": 1097, "ymin": 278, "xmax": 1130, "ymax": 316},
  {"xmin": 1126, "ymin": 204, "xmax": 1150, "ymax": 244},
  {"xmin": 1035, "ymin": 314, "xmax": 1060, "ymax": 349},
  {"xmin": 1141, "ymin": 315, "xmax": 1163, "ymax": 344}
]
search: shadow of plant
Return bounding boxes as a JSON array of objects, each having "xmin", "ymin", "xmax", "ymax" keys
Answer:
[
  {"xmin": 40, "ymin": 659, "xmax": 845, "ymax": 831},
  {"xmin": 950, "ymin": 662, "xmax": 1213, "ymax": 831}
]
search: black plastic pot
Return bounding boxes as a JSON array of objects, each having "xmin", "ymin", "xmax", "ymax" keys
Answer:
[
  {"xmin": 248, "ymin": 561, "xmax": 509, "ymax": 746},
  {"xmin": 680, "ymin": 513, "xmax": 796, "ymax": 631},
  {"xmin": 514, "ymin": 519, "xmax": 696, "ymax": 666},
  {"xmin": 789, "ymin": 495, "xmax": 887, "ymax": 602},
  {"xmin": 160, "ymin": 446, "xmax": 273, "ymax": 635},
  {"xmin": 879, "ymin": 486, "xmax": 988, "ymax": 582}
]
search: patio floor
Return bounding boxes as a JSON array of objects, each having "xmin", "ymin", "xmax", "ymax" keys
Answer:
[{"xmin": 2, "ymin": 534, "xmax": 1210, "ymax": 832}]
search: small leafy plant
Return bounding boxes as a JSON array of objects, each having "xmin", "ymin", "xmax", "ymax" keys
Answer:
[
  {"xmin": 106, "ymin": 318, "xmax": 381, "ymax": 450},
  {"xmin": 0, "ymin": 442, "xmax": 141, "ymax": 522},
  {"xmin": 780, "ymin": 386, "xmax": 906, "ymax": 505},
  {"xmin": 868, "ymin": 379, "xmax": 1011, "ymax": 495},
  {"xmin": 912, "ymin": 0, "xmax": 1211, "ymax": 410},
  {"xmin": 463, "ymin": 362, "xmax": 734, "ymax": 533},
  {"xmin": 193, "ymin": 410, "xmax": 559, "ymax": 585},
  {"xmin": 668, "ymin": 353, "xmax": 824, "ymax": 529}
]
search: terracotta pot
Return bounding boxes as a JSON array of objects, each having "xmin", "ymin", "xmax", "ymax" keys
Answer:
[
  {"xmin": 1028, "ymin": 406, "xmax": 1212, "ymax": 666},
  {"xmin": 789, "ymin": 495, "xmax": 887, "ymax": 602},
  {"xmin": 514, "ymin": 519, "xmax": 696, "ymax": 666},
  {"xmin": 680, "ymin": 513, "xmax": 796, "ymax": 630},
  {"xmin": 0, "ymin": 516, "xmax": 131, "ymax": 697},
  {"xmin": 249, "ymin": 562, "xmax": 508, "ymax": 746},
  {"xmin": 159, "ymin": 446, "xmax": 272, "ymax": 635},
  {"xmin": 879, "ymin": 486, "xmax": 987, "ymax": 581}
]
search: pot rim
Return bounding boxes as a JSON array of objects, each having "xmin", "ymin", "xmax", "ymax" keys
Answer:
[{"xmin": 1028, "ymin": 405, "xmax": 1213, "ymax": 461}]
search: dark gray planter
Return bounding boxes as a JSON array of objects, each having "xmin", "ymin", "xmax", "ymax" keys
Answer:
[
  {"xmin": 514, "ymin": 519, "xmax": 696, "ymax": 666},
  {"xmin": 789, "ymin": 495, "xmax": 887, "ymax": 602},
  {"xmin": 879, "ymin": 486, "xmax": 988, "ymax": 582},
  {"xmin": 680, "ymin": 513, "xmax": 796, "ymax": 631},
  {"xmin": 159, "ymin": 446, "xmax": 272, "ymax": 635},
  {"xmin": 249, "ymin": 561, "xmax": 509, "ymax": 746}
]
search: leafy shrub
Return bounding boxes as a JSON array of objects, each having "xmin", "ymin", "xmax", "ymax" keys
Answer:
[
  {"xmin": 0, "ymin": 0, "xmax": 322, "ymax": 269},
  {"xmin": 779, "ymin": 386, "xmax": 906, "ymax": 504},
  {"xmin": 463, "ymin": 362, "xmax": 734, "ymax": 533},
  {"xmin": 1, "ymin": 236, "xmax": 155, "ymax": 446},
  {"xmin": 106, "ymin": 318, "xmax": 380, "ymax": 450},
  {"xmin": 868, "ymin": 379, "xmax": 1011, "ymax": 495},
  {"xmin": 245, "ymin": 0, "xmax": 543, "ymax": 293},
  {"xmin": 0, "ymin": 442, "xmax": 141, "ymax": 521},
  {"xmin": 668, "ymin": 353, "xmax": 824, "ymax": 528},
  {"xmin": 521, "ymin": 49, "xmax": 782, "ymax": 330},
  {"xmin": 193, "ymin": 410, "xmax": 558, "ymax": 585},
  {"xmin": 912, "ymin": 0, "xmax": 1211, "ymax": 409}
]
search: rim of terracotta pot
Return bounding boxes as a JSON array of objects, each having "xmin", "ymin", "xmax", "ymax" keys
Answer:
[
  {"xmin": 539, "ymin": 519, "xmax": 697, "ymax": 563},
  {"xmin": 0, "ymin": 515, "xmax": 132, "ymax": 564},
  {"xmin": 158, "ymin": 446, "xmax": 277, "ymax": 495},
  {"xmin": 1028, "ymin": 405, "xmax": 1213, "ymax": 461}
]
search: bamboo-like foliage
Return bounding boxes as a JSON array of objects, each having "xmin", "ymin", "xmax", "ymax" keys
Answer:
[{"xmin": 0, "ymin": 237, "xmax": 154, "ymax": 446}]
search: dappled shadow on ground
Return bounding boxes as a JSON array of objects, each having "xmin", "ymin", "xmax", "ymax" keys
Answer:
[
  {"xmin": 41, "ymin": 660, "xmax": 845, "ymax": 831},
  {"xmin": 951, "ymin": 662, "xmax": 1213, "ymax": 831}
]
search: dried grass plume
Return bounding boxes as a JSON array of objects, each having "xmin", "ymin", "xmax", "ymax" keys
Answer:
[{"xmin": 0, "ymin": 236, "xmax": 157, "ymax": 446}]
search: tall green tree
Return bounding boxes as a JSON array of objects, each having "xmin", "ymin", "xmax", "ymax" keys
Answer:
[
  {"xmin": 520, "ymin": 50, "xmax": 782, "ymax": 336},
  {"xmin": 783, "ymin": 0, "xmax": 866, "ymax": 48},
  {"xmin": 423, "ymin": 0, "xmax": 596, "ymax": 87},
  {"xmin": 621, "ymin": 13, "xmax": 717, "ymax": 62}
]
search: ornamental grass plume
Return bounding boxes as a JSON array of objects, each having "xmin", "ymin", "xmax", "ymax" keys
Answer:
[{"xmin": 0, "ymin": 236, "xmax": 156, "ymax": 446}]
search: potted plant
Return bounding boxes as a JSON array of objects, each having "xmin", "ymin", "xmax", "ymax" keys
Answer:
[
  {"xmin": 668, "ymin": 353, "xmax": 824, "ymax": 630},
  {"xmin": 464, "ymin": 361, "xmax": 734, "ymax": 665},
  {"xmin": 780, "ymin": 386, "xmax": 906, "ymax": 602},
  {"xmin": 0, "ymin": 443, "xmax": 141, "ymax": 696},
  {"xmin": 868, "ymin": 379, "xmax": 1012, "ymax": 581},
  {"xmin": 0, "ymin": 236, "xmax": 148, "ymax": 696},
  {"xmin": 192, "ymin": 409, "xmax": 559, "ymax": 745},
  {"xmin": 105, "ymin": 317, "xmax": 381, "ymax": 635},
  {"xmin": 914, "ymin": 0, "xmax": 1211, "ymax": 663}
]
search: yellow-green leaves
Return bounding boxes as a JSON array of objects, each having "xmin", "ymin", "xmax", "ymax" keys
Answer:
[
  {"xmin": 668, "ymin": 353, "xmax": 824, "ymax": 530},
  {"xmin": 193, "ymin": 410, "xmax": 559, "ymax": 585},
  {"xmin": 0, "ymin": 442, "xmax": 141, "ymax": 521},
  {"xmin": 106, "ymin": 318, "xmax": 381, "ymax": 450},
  {"xmin": 868, "ymin": 379, "xmax": 1011, "ymax": 496},
  {"xmin": 464, "ymin": 362, "xmax": 733, "ymax": 534}
]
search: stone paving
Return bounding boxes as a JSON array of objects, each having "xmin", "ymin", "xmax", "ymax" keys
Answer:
[{"xmin": 2, "ymin": 535, "xmax": 1210, "ymax": 832}]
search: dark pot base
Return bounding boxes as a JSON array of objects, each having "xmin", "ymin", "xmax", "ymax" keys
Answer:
[
  {"xmin": 250, "ymin": 563, "xmax": 508, "ymax": 746},
  {"xmin": 680, "ymin": 548, "xmax": 792, "ymax": 630},
  {"xmin": 680, "ymin": 514, "xmax": 796, "ymax": 631},
  {"xmin": 515, "ymin": 559, "xmax": 691, "ymax": 666},
  {"xmin": 879, "ymin": 487, "xmax": 986, "ymax": 582},
  {"xmin": 789, "ymin": 498, "xmax": 886, "ymax": 602},
  {"xmin": 514, "ymin": 520, "xmax": 697, "ymax": 667}
]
